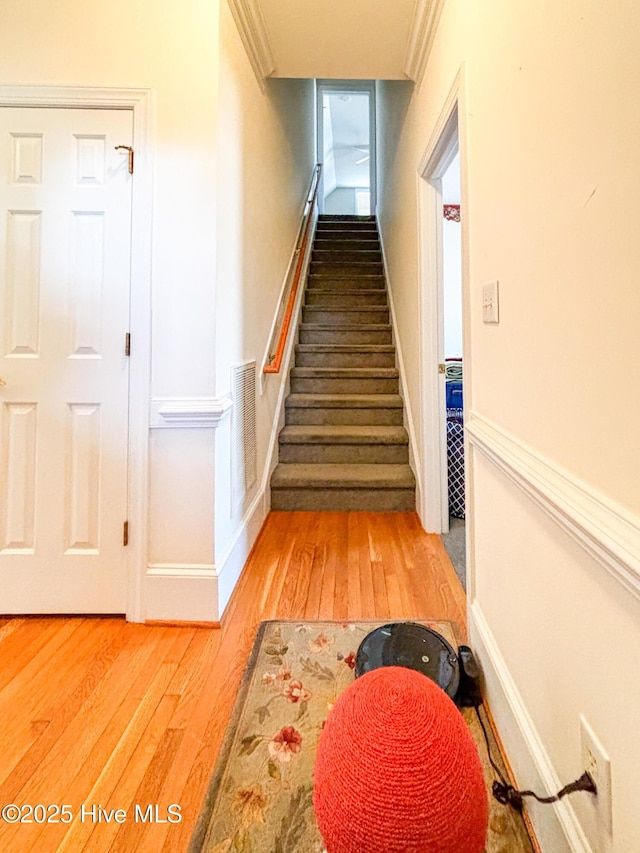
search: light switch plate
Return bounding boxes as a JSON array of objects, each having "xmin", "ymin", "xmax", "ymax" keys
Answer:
[{"xmin": 482, "ymin": 281, "xmax": 499, "ymax": 323}]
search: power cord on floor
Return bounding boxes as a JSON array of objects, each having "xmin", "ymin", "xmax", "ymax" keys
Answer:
[{"xmin": 473, "ymin": 705, "xmax": 597, "ymax": 812}]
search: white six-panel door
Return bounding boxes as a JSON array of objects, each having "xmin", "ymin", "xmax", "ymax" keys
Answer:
[{"xmin": 0, "ymin": 107, "xmax": 133, "ymax": 613}]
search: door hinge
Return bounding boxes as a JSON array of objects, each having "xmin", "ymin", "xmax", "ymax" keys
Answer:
[
  {"xmin": 123, "ymin": 521, "xmax": 129, "ymax": 547},
  {"xmin": 115, "ymin": 145, "xmax": 134, "ymax": 174},
  {"xmin": 125, "ymin": 332, "xmax": 131, "ymax": 357},
  {"xmin": 439, "ymin": 363, "xmax": 446, "ymax": 375}
]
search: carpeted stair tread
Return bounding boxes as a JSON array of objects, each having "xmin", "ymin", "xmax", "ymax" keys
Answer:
[
  {"xmin": 314, "ymin": 240, "xmax": 380, "ymax": 250},
  {"xmin": 271, "ymin": 214, "xmax": 415, "ymax": 512},
  {"xmin": 305, "ymin": 289, "xmax": 388, "ymax": 307},
  {"xmin": 286, "ymin": 393, "xmax": 403, "ymax": 408},
  {"xmin": 295, "ymin": 344, "xmax": 395, "ymax": 353},
  {"xmin": 271, "ymin": 463, "xmax": 415, "ymax": 489},
  {"xmin": 303, "ymin": 307, "xmax": 388, "ymax": 315},
  {"xmin": 279, "ymin": 425, "xmax": 409, "ymax": 445},
  {"xmin": 313, "ymin": 251, "xmax": 382, "ymax": 263},
  {"xmin": 300, "ymin": 323, "xmax": 392, "ymax": 331},
  {"xmin": 290, "ymin": 367, "xmax": 399, "ymax": 379},
  {"xmin": 307, "ymin": 275, "xmax": 386, "ymax": 288}
]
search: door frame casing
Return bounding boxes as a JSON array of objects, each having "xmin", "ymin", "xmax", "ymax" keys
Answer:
[
  {"xmin": 416, "ymin": 65, "xmax": 471, "ymax": 544},
  {"xmin": 0, "ymin": 85, "xmax": 154, "ymax": 621},
  {"xmin": 316, "ymin": 79, "xmax": 377, "ymax": 215}
]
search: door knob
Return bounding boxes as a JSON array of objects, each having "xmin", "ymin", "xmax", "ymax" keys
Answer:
[{"xmin": 0, "ymin": 378, "xmax": 6, "ymax": 387}]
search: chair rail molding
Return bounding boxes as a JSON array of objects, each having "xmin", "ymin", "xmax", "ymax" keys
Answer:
[
  {"xmin": 403, "ymin": 0, "xmax": 447, "ymax": 86},
  {"xmin": 227, "ymin": 0, "xmax": 276, "ymax": 88},
  {"xmin": 467, "ymin": 412, "xmax": 640, "ymax": 602},
  {"xmin": 150, "ymin": 396, "xmax": 233, "ymax": 429}
]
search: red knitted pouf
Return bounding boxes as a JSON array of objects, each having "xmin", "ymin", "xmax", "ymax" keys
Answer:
[{"xmin": 313, "ymin": 665, "xmax": 489, "ymax": 853}]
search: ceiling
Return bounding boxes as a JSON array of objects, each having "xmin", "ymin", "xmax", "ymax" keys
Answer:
[
  {"xmin": 228, "ymin": 0, "xmax": 444, "ymax": 83},
  {"xmin": 260, "ymin": 0, "xmax": 416, "ymax": 79}
]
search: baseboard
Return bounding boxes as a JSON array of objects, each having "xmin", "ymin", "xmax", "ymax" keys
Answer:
[
  {"xmin": 377, "ymin": 225, "xmax": 424, "ymax": 511},
  {"xmin": 470, "ymin": 600, "xmax": 592, "ymax": 853},
  {"xmin": 145, "ymin": 619, "xmax": 221, "ymax": 629},
  {"xmin": 144, "ymin": 564, "xmax": 218, "ymax": 623},
  {"xmin": 216, "ymin": 483, "xmax": 269, "ymax": 617}
]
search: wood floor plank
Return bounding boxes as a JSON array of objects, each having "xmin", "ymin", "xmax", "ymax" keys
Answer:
[
  {"xmin": 331, "ymin": 513, "xmax": 350, "ymax": 622},
  {"xmin": 367, "ymin": 516, "xmax": 391, "ymax": 619},
  {"xmin": 0, "ymin": 511, "xmax": 472, "ymax": 853},
  {"xmin": 290, "ymin": 512, "xmax": 319, "ymax": 617},
  {"xmin": 275, "ymin": 511, "xmax": 315, "ymax": 619},
  {"xmin": 346, "ymin": 512, "xmax": 363, "ymax": 619},
  {"xmin": 0, "ymin": 627, "xmax": 175, "ymax": 852},
  {"xmin": 317, "ymin": 514, "xmax": 339, "ymax": 620}
]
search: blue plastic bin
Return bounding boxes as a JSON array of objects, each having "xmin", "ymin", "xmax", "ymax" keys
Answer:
[{"xmin": 446, "ymin": 381, "xmax": 463, "ymax": 409}]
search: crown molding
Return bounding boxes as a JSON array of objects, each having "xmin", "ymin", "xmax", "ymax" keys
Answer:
[
  {"xmin": 403, "ymin": 0, "xmax": 446, "ymax": 85},
  {"xmin": 227, "ymin": 0, "xmax": 275, "ymax": 89}
]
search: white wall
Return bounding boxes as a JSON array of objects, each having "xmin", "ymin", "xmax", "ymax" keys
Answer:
[
  {"xmin": 377, "ymin": 2, "xmax": 640, "ymax": 850},
  {"xmin": 212, "ymin": 0, "xmax": 315, "ymax": 613},
  {"xmin": 0, "ymin": 0, "xmax": 315, "ymax": 622}
]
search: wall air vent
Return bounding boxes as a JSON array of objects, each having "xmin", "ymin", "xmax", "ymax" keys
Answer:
[{"xmin": 231, "ymin": 360, "xmax": 257, "ymax": 507}]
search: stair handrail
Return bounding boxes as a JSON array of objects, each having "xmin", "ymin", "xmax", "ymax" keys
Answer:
[{"xmin": 263, "ymin": 162, "xmax": 322, "ymax": 374}]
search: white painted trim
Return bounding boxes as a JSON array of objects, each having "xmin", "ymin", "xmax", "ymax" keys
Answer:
[
  {"xmin": 216, "ymin": 480, "xmax": 269, "ymax": 616},
  {"xmin": 467, "ymin": 412, "xmax": 640, "ymax": 602},
  {"xmin": 416, "ymin": 162, "xmax": 447, "ymax": 532},
  {"xmin": 416, "ymin": 66, "xmax": 468, "ymax": 533},
  {"xmin": 0, "ymin": 85, "xmax": 154, "ymax": 624},
  {"xmin": 150, "ymin": 396, "xmax": 232, "ymax": 429},
  {"xmin": 378, "ymin": 226, "xmax": 423, "ymax": 511},
  {"xmin": 144, "ymin": 563, "xmax": 218, "ymax": 623},
  {"xmin": 403, "ymin": 0, "xmax": 447, "ymax": 86},
  {"xmin": 227, "ymin": 0, "xmax": 275, "ymax": 89},
  {"xmin": 470, "ymin": 601, "xmax": 592, "ymax": 852},
  {"xmin": 146, "ymin": 564, "xmax": 217, "ymax": 579}
]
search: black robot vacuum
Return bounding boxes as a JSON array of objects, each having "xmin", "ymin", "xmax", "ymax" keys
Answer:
[{"xmin": 355, "ymin": 622, "xmax": 481, "ymax": 707}]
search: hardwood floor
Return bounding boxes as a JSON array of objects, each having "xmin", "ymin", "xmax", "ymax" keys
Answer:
[{"xmin": 0, "ymin": 511, "xmax": 466, "ymax": 852}]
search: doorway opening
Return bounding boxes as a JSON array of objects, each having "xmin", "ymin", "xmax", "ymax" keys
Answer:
[
  {"xmin": 440, "ymin": 151, "xmax": 465, "ymax": 589},
  {"xmin": 316, "ymin": 80, "xmax": 376, "ymax": 215},
  {"xmin": 417, "ymin": 77, "xmax": 469, "ymax": 591}
]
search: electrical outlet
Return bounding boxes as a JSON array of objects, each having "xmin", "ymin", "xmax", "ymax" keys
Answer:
[{"xmin": 580, "ymin": 714, "xmax": 612, "ymax": 835}]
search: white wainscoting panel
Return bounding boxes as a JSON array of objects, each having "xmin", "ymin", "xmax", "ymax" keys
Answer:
[
  {"xmin": 467, "ymin": 412, "xmax": 640, "ymax": 602},
  {"xmin": 469, "ymin": 600, "xmax": 591, "ymax": 853}
]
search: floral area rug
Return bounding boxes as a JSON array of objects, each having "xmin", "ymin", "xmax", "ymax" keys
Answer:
[{"xmin": 189, "ymin": 621, "xmax": 535, "ymax": 853}]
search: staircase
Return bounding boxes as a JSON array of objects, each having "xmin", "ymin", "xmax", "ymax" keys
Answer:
[{"xmin": 270, "ymin": 215, "xmax": 416, "ymax": 511}]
